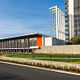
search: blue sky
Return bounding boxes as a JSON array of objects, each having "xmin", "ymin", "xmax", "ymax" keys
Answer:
[{"xmin": 0, "ymin": 0, "xmax": 66, "ymax": 38}]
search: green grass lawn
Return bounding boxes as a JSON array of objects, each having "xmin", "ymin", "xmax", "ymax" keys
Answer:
[
  {"xmin": 6, "ymin": 53, "xmax": 80, "ymax": 63},
  {"xmin": 38, "ymin": 58, "xmax": 80, "ymax": 62},
  {"xmin": 7, "ymin": 53, "xmax": 80, "ymax": 58},
  {"xmin": 7, "ymin": 53, "xmax": 52, "ymax": 58}
]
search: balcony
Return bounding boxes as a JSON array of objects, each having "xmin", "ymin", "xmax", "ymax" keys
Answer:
[
  {"xmin": 66, "ymin": 38, "xmax": 69, "ymax": 41},
  {"xmin": 65, "ymin": 6, "xmax": 68, "ymax": 9},
  {"xmin": 65, "ymin": 19, "xmax": 69, "ymax": 22},
  {"xmin": 65, "ymin": 15, "xmax": 69, "ymax": 18},
  {"xmin": 65, "ymin": 29, "xmax": 69, "ymax": 31},
  {"xmin": 65, "ymin": 11, "xmax": 68, "ymax": 13},
  {"xmin": 65, "ymin": 24, "xmax": 69, "ymax": 27},
  {"xmin": 65, "ymin": 1, "xmax": 68, "ymax": 5},
  {"xmin": 66, "ymin": 33, "xmax": 69, "ymax": 36}
]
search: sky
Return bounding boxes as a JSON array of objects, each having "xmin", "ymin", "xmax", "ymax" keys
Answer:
[{"xmin": 0, "ymin": 0, "xmax": 66, "ymax": 38}]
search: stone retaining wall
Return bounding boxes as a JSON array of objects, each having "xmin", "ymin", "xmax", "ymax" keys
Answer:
[{"xmin": 34, "ymin": 45, "xmax": 80, "ymax": 54}]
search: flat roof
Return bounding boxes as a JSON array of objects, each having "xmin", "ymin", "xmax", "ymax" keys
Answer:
[{"xmin": 0, "ymin": 33, "xmax": 43, "ymax": 41}]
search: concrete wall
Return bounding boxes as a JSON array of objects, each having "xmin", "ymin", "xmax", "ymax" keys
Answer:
[{"xmin": 34, "ymin": 45, "xmax": 80, "ymax": 54}]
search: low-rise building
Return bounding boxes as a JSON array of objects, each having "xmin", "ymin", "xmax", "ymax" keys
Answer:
[{"xmin": 0, "ymin": 33, "xmax": 65, "ymax": 52}]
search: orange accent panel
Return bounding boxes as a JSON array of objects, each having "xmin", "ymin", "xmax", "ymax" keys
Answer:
[{"xmin": 37, "ymin": 36, "xmax": 42, "ymax": 47}]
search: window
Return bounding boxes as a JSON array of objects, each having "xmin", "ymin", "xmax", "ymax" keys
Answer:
[
  {"xmin": 29, "ymin": 37, "xmax": 36, "ymax": 47},
  {"xmin": 21, "ymin": 39, "xmax": 24, "ymax": 48}
]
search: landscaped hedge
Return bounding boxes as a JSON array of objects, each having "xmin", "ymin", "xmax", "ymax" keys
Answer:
[{"xmin": 0, "ymin": 56, "xmax": 80, "ymax": 73}]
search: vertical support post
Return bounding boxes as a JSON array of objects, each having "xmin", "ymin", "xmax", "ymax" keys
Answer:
[
  {"xmin": 23, "ymin": 38, "xmax": 25, "ymax": 53},
  {"xmin": 50, "ymin": 10, "xmax": 52, "ymax": 36},
  {"xmin": 27, "ymin": 38, "xmax": 30, "ymax": 53},
  {"xmin": 56, "ymin": 6, "xmax": 58, "ymax": 39}
]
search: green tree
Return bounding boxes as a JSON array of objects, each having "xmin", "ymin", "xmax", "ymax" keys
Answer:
[{"xmin": 71, "ymin": 36, "xmax": 80, "ymax": 44}]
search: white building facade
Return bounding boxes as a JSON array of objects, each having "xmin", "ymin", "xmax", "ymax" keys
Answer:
[{"xmin": 49, "ymin": 6, "xmax": 65, "ymax": 42}]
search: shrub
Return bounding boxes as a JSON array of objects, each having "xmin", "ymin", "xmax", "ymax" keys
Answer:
[
  {"xmin": 64, "ymin": 66, "xmax": 69, "ymax": 71},
  {"xmin": 66, "ymin": 42, "xmax": 72, "ymax": 45},
  {"xmin": 69, "ymin": 66, "xmax": 75, "ymax": 71},
  {"xmin": 71, "ymin": 36, "xmax": 80, "ymax": 44}
]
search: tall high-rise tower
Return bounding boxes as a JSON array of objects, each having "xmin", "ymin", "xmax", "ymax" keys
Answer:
[{"xmin": 65, "ymin": 0, "xmax": 80, "ymax": 42}]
